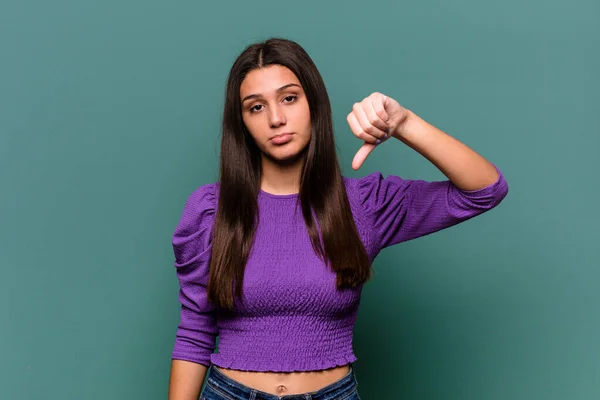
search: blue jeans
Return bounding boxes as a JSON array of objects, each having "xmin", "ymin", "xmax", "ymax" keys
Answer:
[{"xmin": 200, "ymin": 364, "xmax": 361, "ymax": 400}]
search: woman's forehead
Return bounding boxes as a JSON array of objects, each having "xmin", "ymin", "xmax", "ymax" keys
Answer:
[{"xmin": 240, "ymin": 65, "xmax": 302, "ymax": 97}]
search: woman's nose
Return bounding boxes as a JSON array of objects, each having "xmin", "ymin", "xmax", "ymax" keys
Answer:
[{"xmin": 268, "ymin": 105, "xmax": 286, "ymax": 127}]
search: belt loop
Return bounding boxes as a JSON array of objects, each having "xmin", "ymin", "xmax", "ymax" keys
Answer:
[
  {"xmin": 304, "ymin": 394, "xmax": 312, "ymax": 400},
  {"xmin": 249, "ymin": 389, "xmax": 257, "ymax": 400}
]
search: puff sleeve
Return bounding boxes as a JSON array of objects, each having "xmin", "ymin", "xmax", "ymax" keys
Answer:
[
  {"xmin": 171, "ymin": 183, "xmax": 218, "ymax": 366},
  {"xmin": 358, "ymin": 165, "xmax": 509, "ymax": 254}
]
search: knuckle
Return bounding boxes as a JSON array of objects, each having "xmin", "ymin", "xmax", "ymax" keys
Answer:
[
  {"xmin": 368, "ymin": 115, "xmax": 380, "ymax": 126},
  {"xmin": 359, "ymin": 132, "xmax": 372, "ymax": 142}
]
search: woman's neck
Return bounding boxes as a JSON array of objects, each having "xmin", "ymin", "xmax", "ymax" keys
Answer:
[{"xmin": 260, "ymin": 156, "xmax": 304, "ymax": 195}]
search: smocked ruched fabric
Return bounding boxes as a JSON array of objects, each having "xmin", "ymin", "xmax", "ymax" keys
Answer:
[{"xmin": 170, "ymin": 167, "xmax": 508, "ymax": 371}]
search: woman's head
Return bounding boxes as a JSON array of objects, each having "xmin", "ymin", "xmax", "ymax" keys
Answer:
[
  {"xmin": 239, "ymin": 64, "xmax": 311, "ymax": 165},
  {"xmin": 221, "ymin": 37, "xmax": 335, "ymax": 178}
]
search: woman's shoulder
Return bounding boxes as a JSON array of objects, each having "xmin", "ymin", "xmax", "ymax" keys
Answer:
[
  {"xmin": 172, "ymin": 182, "xmax": 219, "ymax": 268},
  {"xmin": 342, "ymin": 173, "xmax": 386, "ymax": 215},
  {"xmin": 342, "ymin": 172, "xmax": 389, "ymax": 203},
  {"xmin": 186, "ymin": 181, "xmax": 219, "ymax": 206},
  {"xmin": 174, "ymin": 182, "xmax": 219, "ymax": 233}
]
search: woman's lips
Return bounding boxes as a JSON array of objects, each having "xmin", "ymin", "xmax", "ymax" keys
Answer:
[{"xmin": 271, "ymin": 133, "xmax": 293, "ymax": 145}]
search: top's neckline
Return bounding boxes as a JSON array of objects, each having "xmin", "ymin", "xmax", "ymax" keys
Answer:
[{"xmin": 258, "ymin": 188, "xmax": 300, "ymax": 199}]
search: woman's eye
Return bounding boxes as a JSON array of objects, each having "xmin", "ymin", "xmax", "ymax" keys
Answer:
[{"xmin": 248, "ymin": 96, "xmax": 296, "ymax": 113}]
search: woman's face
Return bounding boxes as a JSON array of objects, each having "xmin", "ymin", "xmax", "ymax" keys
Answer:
[{"xmin": 240, "ymin": 65, "xmax": 311, "ymax": 164}]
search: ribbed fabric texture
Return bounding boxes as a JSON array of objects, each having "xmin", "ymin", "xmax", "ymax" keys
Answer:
[{"xmin": 171, "ymin": 166, "xmax": 509, "ymax": 372}]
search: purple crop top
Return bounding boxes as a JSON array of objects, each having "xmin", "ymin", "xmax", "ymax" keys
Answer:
[{"xmin": 170, "ymin": 167, "xmax": 508, "ymax": 372}]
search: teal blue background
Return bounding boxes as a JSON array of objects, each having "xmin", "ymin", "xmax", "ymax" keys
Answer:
[{"xmin": 1, "ymin": 0, "xmax": 598, "ymax": 398}]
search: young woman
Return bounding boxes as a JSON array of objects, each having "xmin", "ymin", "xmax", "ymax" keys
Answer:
[{"xmin": 168, "ymin": 38, "xmax": 508, "ymax": 400}]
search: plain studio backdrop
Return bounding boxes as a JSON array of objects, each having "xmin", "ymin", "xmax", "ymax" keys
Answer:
[{"xmin": 1, "ymin": 0, "xmax": 598, "ymax": 399}]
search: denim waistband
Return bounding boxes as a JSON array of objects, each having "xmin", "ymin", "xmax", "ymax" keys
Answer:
[{"xmin": 204, "ymin": 364, "xmax": 358, "ymax": 400}]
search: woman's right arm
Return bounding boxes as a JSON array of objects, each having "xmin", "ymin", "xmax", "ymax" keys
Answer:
[
  {"xmin": 169, "ymin": 184, "xmax": 219, "ymax": 399},
  {"xmin": 168, "ymin": 360, "xmax": 208, "ymax": 400}
]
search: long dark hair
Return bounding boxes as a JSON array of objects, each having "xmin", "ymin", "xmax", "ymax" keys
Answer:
[{"xmin": 208, "ymin": 38, "xmax": 371, "ymax": 309}]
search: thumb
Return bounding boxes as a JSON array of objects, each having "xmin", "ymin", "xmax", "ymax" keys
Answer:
[{"xmin": 352, "ymin": 142, "xmax": 376, "ymax": 170}]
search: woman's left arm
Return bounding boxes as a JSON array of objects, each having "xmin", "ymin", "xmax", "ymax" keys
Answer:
[
  {"xmin": 347, "ymin": 92, "xmax": 499, "ymax": 190},
  {"xmin": 348, "ymin": 92, "xmax": 508, "ymax": 250}
]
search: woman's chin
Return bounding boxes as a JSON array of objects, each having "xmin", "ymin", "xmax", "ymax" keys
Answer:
[{"xmin": 264, "ymin": 146, "xmax": 307, "ymax": 165}]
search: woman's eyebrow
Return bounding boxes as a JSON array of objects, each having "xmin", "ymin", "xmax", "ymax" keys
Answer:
[{"xmin": 241, "ymin": 83, "xmax": 301, "ymax": 104}]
